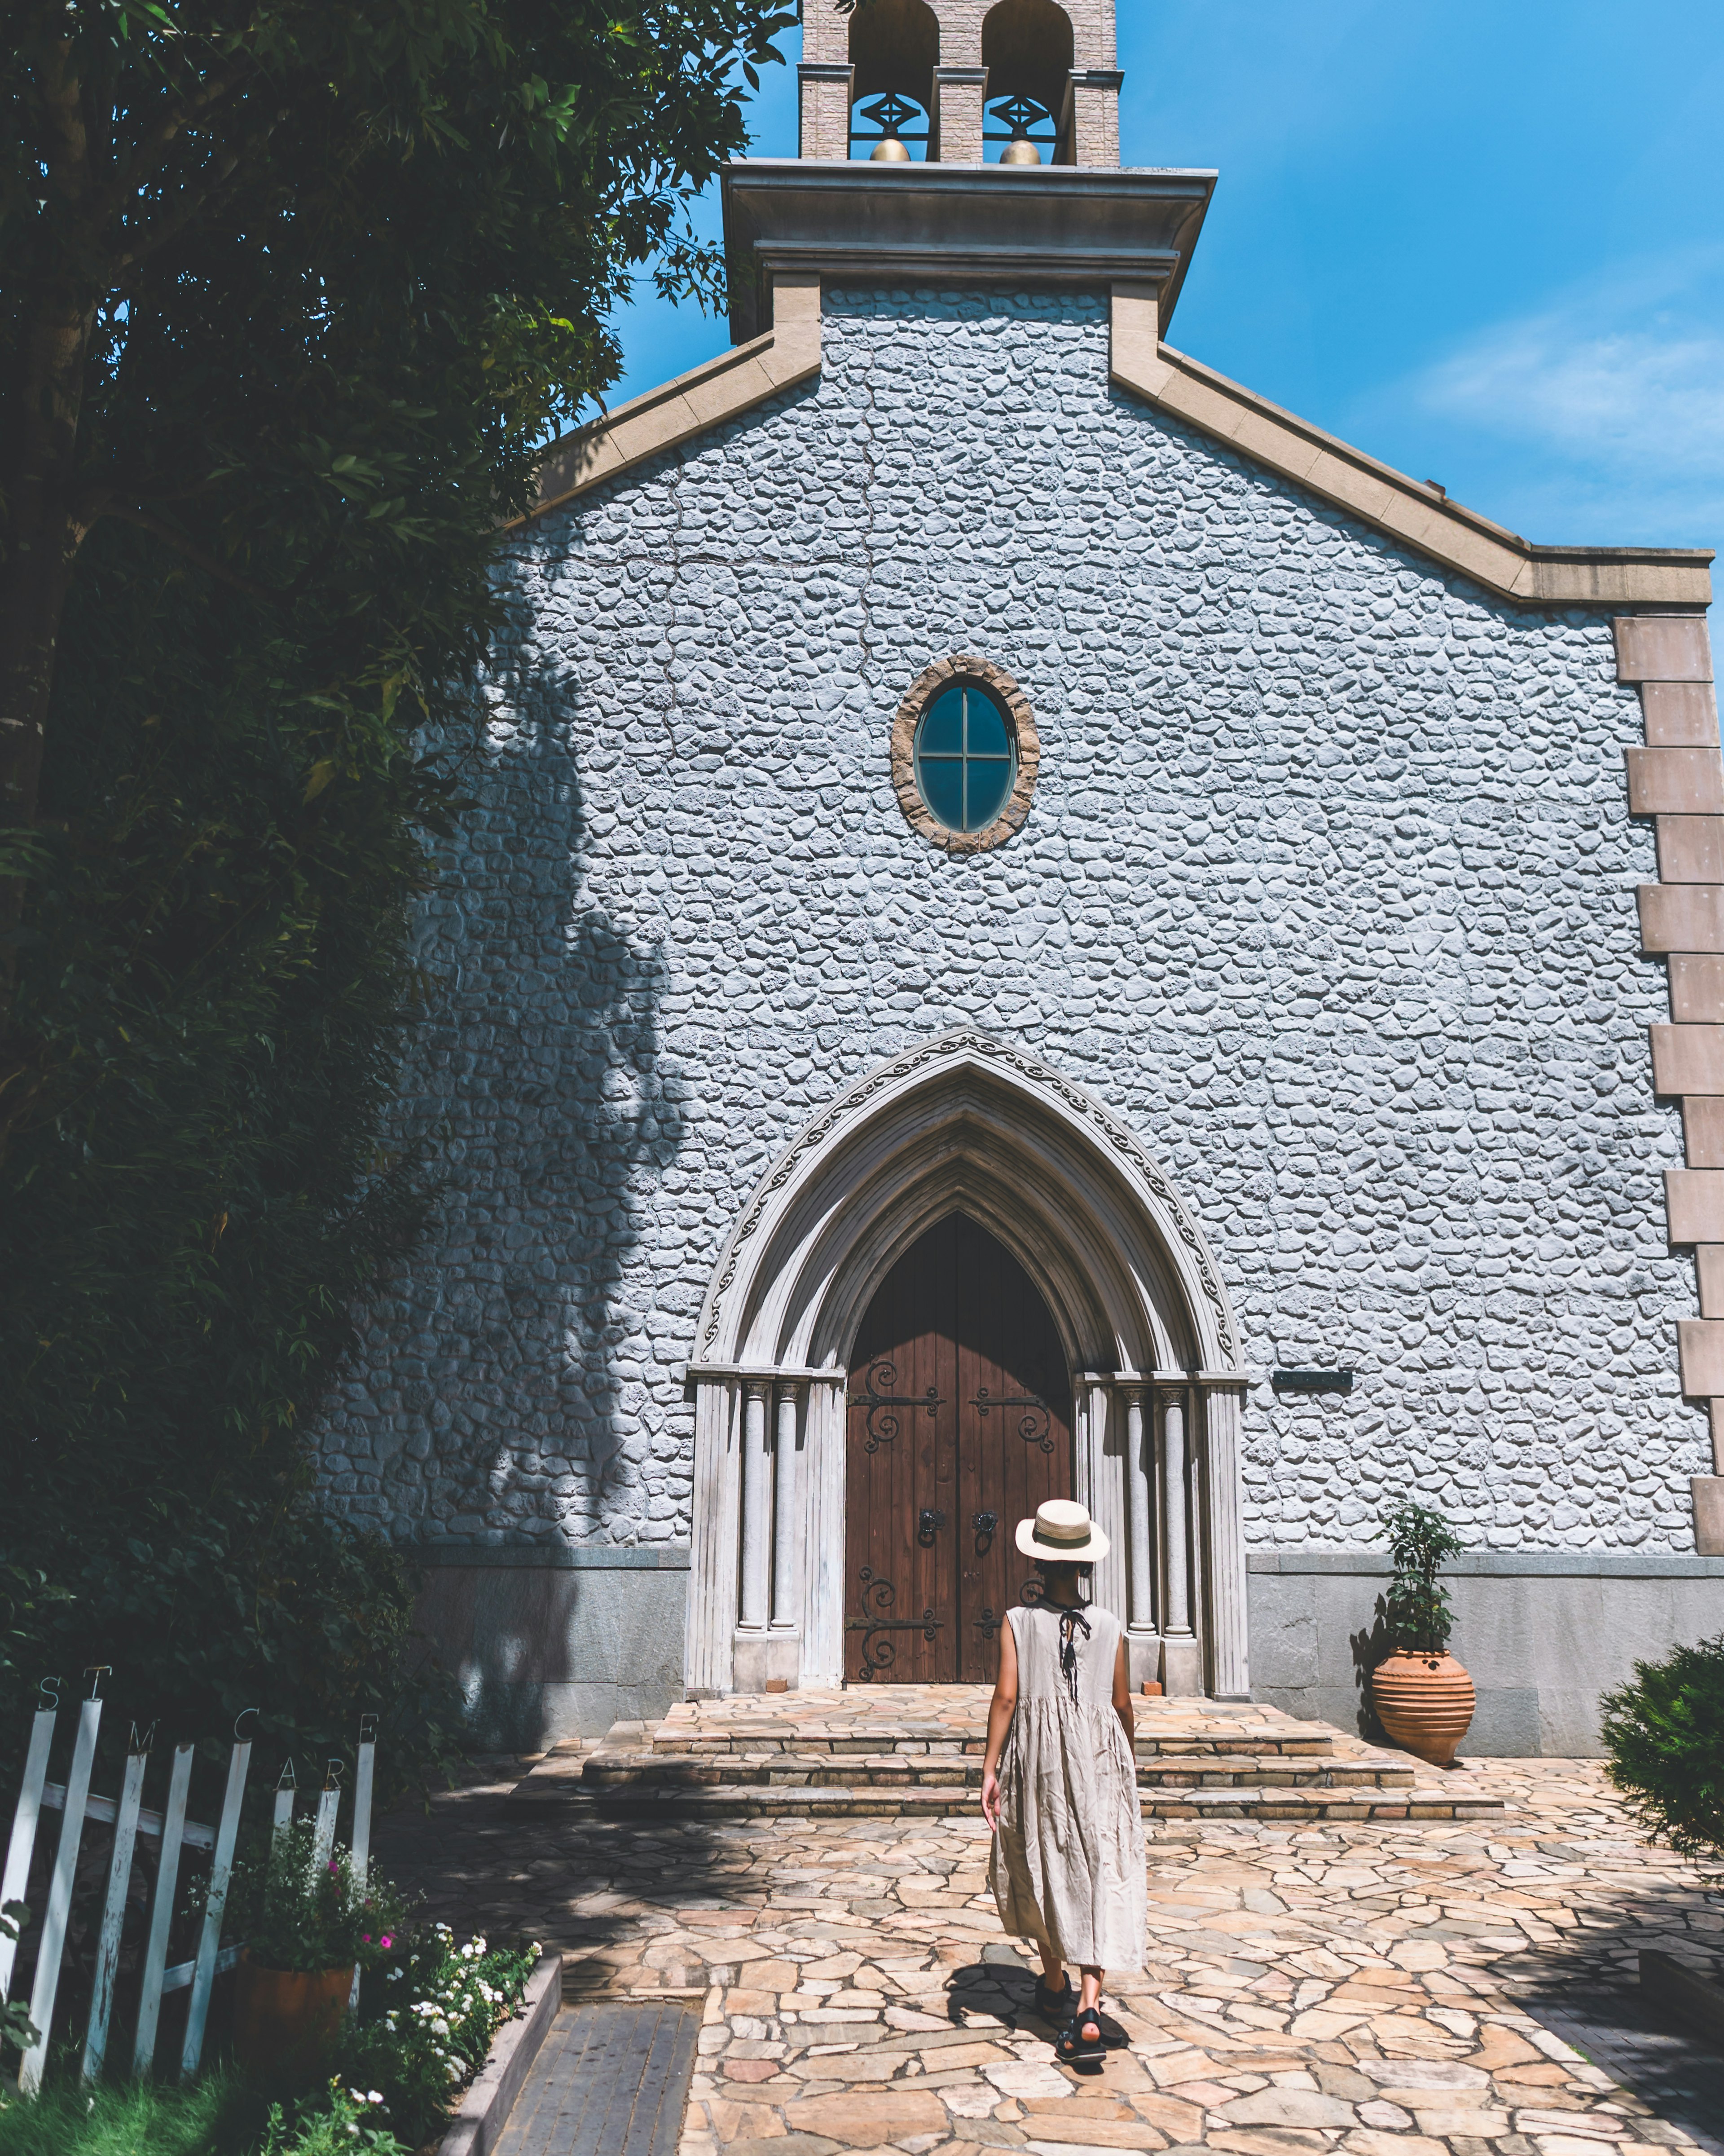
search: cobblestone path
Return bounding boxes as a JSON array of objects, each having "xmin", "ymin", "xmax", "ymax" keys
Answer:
[{"xmin": 375, "ymin": 1756, "xmax": 1723, "ymax": 2154}]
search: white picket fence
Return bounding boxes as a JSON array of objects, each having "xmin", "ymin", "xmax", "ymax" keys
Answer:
[{"xmin": 0, "ymin": 1679, "xmax": 375, "ymax": 2092}]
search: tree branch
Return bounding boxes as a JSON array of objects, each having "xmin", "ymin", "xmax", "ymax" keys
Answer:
[{"xmin": 90, "ymin": 53, "xmax": 259, "ymax": 225}]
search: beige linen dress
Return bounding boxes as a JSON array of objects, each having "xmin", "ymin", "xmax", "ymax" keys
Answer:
[{"xmin": 987, "ymin": 1600, "xmax": 1147, "ymax": 1971}]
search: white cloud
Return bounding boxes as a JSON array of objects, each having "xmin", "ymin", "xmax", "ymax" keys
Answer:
[{"xmin": 1394, "ymin": 251, "xmax": 1724, "ymax": 545}]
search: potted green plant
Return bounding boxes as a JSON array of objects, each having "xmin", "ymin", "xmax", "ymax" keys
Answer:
[
  {"xmin": 228, "ymin": 1819, "xmax": 409, "ymax": 2081},
  {"xmin": 1371, "ymin": 1501, "xmax": 1476, "ymax": 1766}
]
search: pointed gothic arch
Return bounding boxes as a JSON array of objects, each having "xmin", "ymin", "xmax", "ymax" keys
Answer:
[{"xmin": 685, "ymin": 1030, "xmax": 1252, "ymax": 1701}]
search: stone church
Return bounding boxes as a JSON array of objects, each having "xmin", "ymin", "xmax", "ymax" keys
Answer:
[{"xmin": 318, "ymin": 0, "xmax": 1723, "ymax": 1755}]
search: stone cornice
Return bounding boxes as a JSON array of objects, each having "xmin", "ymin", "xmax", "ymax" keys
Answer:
[
  {"xmin": 722, "ymin": 158, "xmax": 1215, "ymax": 343},
  {"xmin": 1109, "ymin": 287, "xmax": 1714, "ymax": 608}
]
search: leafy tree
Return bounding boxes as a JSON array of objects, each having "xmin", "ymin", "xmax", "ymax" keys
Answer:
[
  {"xmin": 1601, "ymin": 1636, "xmax": 1724, "ymax": 1866},
  {"xmin": 2, "ymin": 0, "xmax": 792, "ymax": 1100},
  {"xmin": 0, "ymin": 0, "xmax": 792, "ymax": 1787}
]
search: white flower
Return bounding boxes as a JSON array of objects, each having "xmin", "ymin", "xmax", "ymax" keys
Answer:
[{"xmin": 366, "ymin": 2091, "xmax": 383, "ymax": 2105}]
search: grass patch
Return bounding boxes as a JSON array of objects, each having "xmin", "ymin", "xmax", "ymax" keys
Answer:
[{"xmin": 0, "ymin": 2066, "xmax": 273, "ymax": 2156}]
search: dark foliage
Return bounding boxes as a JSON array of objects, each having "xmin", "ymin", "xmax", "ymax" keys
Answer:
[
  {"xmin": 1, "ymin": 0, "xmax": 792, "ymax": 1796},
  {"xmin": 1601, "ymin": 1634, "xmax": 1724, "ymax": 1866}
]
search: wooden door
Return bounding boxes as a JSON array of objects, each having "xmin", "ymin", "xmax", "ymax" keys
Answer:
[{"xmin": 844, "ymin": 1213, "xmax": 1073, "ymax": 1682}]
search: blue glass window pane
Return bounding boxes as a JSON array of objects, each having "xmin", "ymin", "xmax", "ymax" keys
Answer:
[
  {"xmin": 920, "ymin": 755, "xmax": 966, "ymax": 831},
  {"xmin": 919, "ymin": 688, "xmax": 965, "ymax": 756},
  {"xmin": 965, "ymin": 758, "xmax": 1012, "ymax": 829},
  {"xmin": 964, "ymin": 698, "xmax": 1010, "ymax": 758}
]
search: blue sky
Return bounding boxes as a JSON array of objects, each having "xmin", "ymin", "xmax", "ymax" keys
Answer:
[{"xmin": 603, "ymin": 0, "xmax": 1724, "ymax": 553}]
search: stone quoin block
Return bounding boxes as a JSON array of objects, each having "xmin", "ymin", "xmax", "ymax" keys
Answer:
[
  {"xmin": 1679, "ymin": 1319, "xmax": 1724, "ymax": 1397},
  {"xmin": 1640, "ymin": 885, "xmax": 1724, "ymax": 953},
  {"xmin": 1656, "ymin": 818, "xmax": 1724, "ymax": 884},
  {"xmin": 1615, "ymin": 614, "xmax": 1714, "ymax": 684},
  {"xmin": 1624, "ymin": 748, "xmax": 1724, "ymax": 816},
  {"xmin": 1669, "ymin": 956, "xmax": 1724, "ymax": 1022},
  {"xmin": 1698, "ymin": 1246, "xmax": 1724, "ymax": 1316},
  {"xmin": 1665, "ymin": 1169, "xmax": 1724, "ymax": 1244},
  {"xmin": 1681, "ymin": 1099, "xmax": 1724, "ymax": 1168},
  {"xmin": 1652, "ymin": 1026, "xmax": 1724, "ymax": 1095},
  {"xmin": 1695, "ymin": 1477, "xmax": 1724, "ymax": 1555},
  {"xmin": 1643, "ymin": 681, "xmax": 1722, "ymax": 746}
]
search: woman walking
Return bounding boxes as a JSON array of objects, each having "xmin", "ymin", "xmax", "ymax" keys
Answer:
[{"xmin": 980, "ymin": 1499, "xmax": 1146, "ymax": 2067}]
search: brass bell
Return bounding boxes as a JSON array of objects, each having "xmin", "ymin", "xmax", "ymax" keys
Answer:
[
  {"xmin": 870, "ymin": 135, "xmax": 911, "ymax": 163},
  {"xmin": 999, "ymin": 138, "xmax": 1041, "ymax": 166}
]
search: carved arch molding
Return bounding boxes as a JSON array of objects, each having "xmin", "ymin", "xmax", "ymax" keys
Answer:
[{"xmin": 683, "ymin": 1028, "xmax": 1253, "ymax": 1703}]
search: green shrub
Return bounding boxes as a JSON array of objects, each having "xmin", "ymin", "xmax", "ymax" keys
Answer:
[
  {"xmin": 1600, "ymin": 1634, "xmax": 1724, "ymax": 1864},
  {"xmin": 262, "ymin": 2085, "xmax": 405, "ymax": 2156},
  {"xmin": 1382, "ymin": 1501, "xmax": 1464, "ymax": 1654},
  {"xmin": 338, "ymin": 1925, "xmax": 538, "ymax": 2147}
]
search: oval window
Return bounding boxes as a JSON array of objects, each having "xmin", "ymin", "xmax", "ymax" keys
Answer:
[{"xmin": 913, "ymin": 682, "xmax": 1016, "ymax": 833}]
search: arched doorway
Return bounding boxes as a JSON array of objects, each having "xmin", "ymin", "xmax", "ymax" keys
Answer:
[
  {"xmin": 844, "ymin": 1213, "xmax": 1072, "ymax": 1682},
  {"xmin": 686, "ymin": 1028, "xmax": 1250, "ymax": 1702}
]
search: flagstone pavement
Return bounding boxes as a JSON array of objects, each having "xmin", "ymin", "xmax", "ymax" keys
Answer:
[{"xmin": 374, "ymin": 1753, "xmax": 1724, "ymax": 2156}]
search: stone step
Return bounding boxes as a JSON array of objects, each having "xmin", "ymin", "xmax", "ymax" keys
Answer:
[
  {"xmin": 576, "ymin": 1781, "xmax": 1503, "ymax": 1822},
  {"xmin": 647, "ymin": 1728, "xmax": 1338, "ymax": 1760},
  {"xmin": 582, "ymin": 1747, "xmax": 1415, "ymax": 1793}
]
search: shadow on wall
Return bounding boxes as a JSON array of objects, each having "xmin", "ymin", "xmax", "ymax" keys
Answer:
[
  {"xmin": 414, "ymin": 1565, "xmax": 686, "ymax": 1752},
  {"xmin": 1350, "ymin": 1597, "xmax": 1393, "ymax": 1744},
  {"xmin": 411, "ymin": 632, "xmax": 687, "ymax": 1547}
]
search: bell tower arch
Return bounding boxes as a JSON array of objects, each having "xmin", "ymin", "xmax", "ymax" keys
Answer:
[{"xmin": 798, "ymin": 0, "xmax": 1121, "ymax": 167}]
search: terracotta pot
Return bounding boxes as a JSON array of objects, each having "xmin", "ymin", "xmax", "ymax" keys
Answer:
[
  {"xmin": 1371, "ymin": 1649, "xmax": 1476, "ymax": 1766},
  {"xmin": 232, "ymin": 1951, "xmax": 356, "ymax": 2080}
]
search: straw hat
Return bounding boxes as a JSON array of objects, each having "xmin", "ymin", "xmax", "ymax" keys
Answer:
[{"xmin": 1014, "ymin": 1498, "xmax": 1109, "ymax": 1563}]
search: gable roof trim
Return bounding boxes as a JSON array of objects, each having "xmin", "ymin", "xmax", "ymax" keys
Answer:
[
  {"xmin": 511, "ymin": 273, "xmax": 822, "ymax": 529},
  {"xmin": 1108, "ymin": 284, "xmax": 1711, "ymax": 608}
]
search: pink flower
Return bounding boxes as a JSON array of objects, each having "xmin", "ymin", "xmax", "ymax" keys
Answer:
[{"xmin": 381, "ymin": 1936, "xmax": 393, "ymax": 1949}]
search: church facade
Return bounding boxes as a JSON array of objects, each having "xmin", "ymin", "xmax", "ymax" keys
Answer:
[{"xmin": 317, "ymin": 0, "xmax": 1724, "ymax": 1754}]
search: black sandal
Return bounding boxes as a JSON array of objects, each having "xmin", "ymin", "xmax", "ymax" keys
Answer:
[
  {"xmin": 1055, "ymin": 2007, "xmax": 1106, "ymax": 2066},
  {"xmin": 1032, "ymin": 1971, "xmax": 1073, "ymax": 2019}
]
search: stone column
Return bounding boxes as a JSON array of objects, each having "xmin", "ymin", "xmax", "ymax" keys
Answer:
[
  {"xmin": 771, "ymin": 1381, "xmax": 803, "ymax": 1633},
  {"xmin": 1201, "ymin": 1387, "xmax": 1252, "ymax": 1699},
  {"xmin": 1060, "ymin": 70, "xmax": 1122, "ymax": 167},
  {"xmin": 1159, "ymin": 1390, "xmax": 1201, "ymax": 1695},
  {"xmin": 1121, "ymin": 1385, "xmax": 1158, "ymax": 1686},
  {"xmin": 686, "ymin": 1376, "xmax": 742, "ymax": 1698},
  {"xmin": 798, "ymin": 63, "xmax": 854, "ymax": 161},
  {"xmin": 737, "ymin": 1377, "xmax": 772, "ymax": 1634},
  {"xmin": 931, "ymin": 67, "xmax": 987, "ymax": 162}
]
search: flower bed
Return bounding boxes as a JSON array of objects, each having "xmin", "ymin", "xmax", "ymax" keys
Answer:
[
  {"xmin": 335, "ymin": 1925, "xmax": 540, "ymax": 2147},
  {"xmin": 0, "ymin": 1922, "xmax": 539, "ymax": 2156}
]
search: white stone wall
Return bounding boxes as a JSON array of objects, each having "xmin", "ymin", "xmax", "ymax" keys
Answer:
[{"xmin": 316, "ymin": 287, "xmax": 1708, "ymax": 1554}]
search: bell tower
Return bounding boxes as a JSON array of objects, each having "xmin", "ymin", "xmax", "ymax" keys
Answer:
[
  {"xmin": 722, "ymin": 0, "xmax": 1211, "ymax": 348},
  {"xmin": 798, "ymin": 0, "xmax": 1121, "ymax": 168}
]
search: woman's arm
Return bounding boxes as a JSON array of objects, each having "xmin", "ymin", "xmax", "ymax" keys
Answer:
[
  {"xmin": 980, "ymin": 1614, "xmax": 1020, "ymax": 1830},
  {"xmin": 1113, "ymin": 1635, "xmax": 1135, "ymax": 1752}
]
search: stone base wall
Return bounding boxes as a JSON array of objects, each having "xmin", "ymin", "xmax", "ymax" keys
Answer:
[
  {"xmin": 1249, "ymin": 1550, "xmax": 1724, "ymax": 1755},
  {"xmin": 415, "ymin": 1551, "xmax": 688, "ymax": 1752}
]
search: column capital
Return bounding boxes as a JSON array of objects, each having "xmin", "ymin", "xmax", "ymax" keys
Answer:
[{"xmin": 742, "ymin": 1375, "xmax": 773, "ymax": 1402}]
